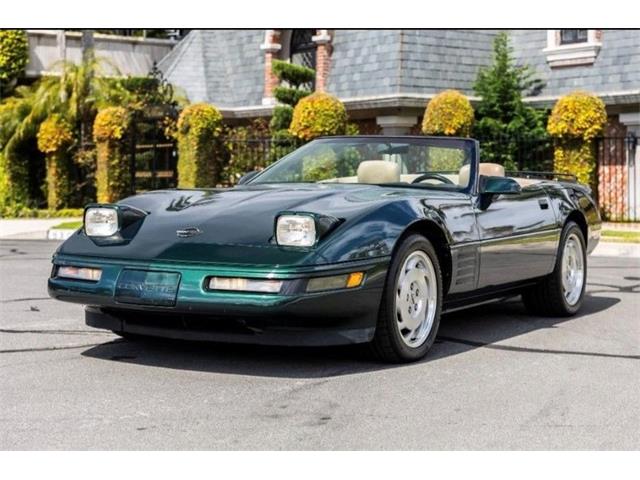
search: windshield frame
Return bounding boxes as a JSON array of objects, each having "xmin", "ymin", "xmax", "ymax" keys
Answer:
[{"xmin": 246, "ymin": 135, "xmax": 479, "ymax": 194}]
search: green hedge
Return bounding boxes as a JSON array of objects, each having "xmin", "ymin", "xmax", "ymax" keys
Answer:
[
  {"xmin": 37, "ymin": 115, "xmax": 74, "ymax": 209},
  {"xmin": 93, "ymin": 107, "xmax": 132, "ymax": 203},
  {"xmin": 176, "ymin": 103, "xmax": 223, "ymax": 188},
  {"xmin": 289, "ymin": 93, "xmax": 347, "ymax": 141},
  {"xmin": 547, "ymin": 91, "xmax": 607, "ymax": 186}
]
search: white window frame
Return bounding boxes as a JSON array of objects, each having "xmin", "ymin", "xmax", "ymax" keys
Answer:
[{"xmin": 543, "ymin": 29, "xmax": 602, "ymax": 68}]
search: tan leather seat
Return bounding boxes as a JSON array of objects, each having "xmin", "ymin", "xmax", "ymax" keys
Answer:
[
  {"xmin": 357, "ymin": 160, "xmax": 401, "ymax": 184},
  {"xmin": 458, "ymin": 162, "xmax": 505, "ymax": 186}
]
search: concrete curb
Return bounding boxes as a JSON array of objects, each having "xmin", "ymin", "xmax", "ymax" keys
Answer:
[
  {"xmin": 591, "ymin": 242, "xmax": 640, "ymax": 258},
  {"xmin": 47, "ymin": 229, "xmax": 77, "ymax": 240}
]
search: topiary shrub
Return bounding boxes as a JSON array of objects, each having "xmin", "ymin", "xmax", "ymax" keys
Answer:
[
  {"xmin": 422, "ymin": 90, "xmax": 474, "ymax": 137},
  {"xmin": 175, "ymin": 103, "xmax": 223, "ymax": 188},
  {"xmin": 290, "ymin": 92, "xmax": 348, "ymax": 141},
  {"xmin": 37, "ymin": 114, "xmax": 74, "ymax": 209},
  {"xmin": 0, "ymin": 30, "xmax": 28, "ymax": 97},
  {"xmin": 547, "ymin": 91, "xmax": 607, "ymax": 185},
  {"xmin": 93, "ymin": 106, "xmax": 132, "ymax": 203}
]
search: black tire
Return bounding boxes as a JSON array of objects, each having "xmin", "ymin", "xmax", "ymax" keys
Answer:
[
  {"xmin": 522, "ymin": 221, "xmax": 587, "ymax": 317},
  {"xmin": 370, "ymin": 234, "xmax": 443, "ymax": 363}
]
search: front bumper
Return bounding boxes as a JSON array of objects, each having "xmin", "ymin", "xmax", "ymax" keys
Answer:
[{"xmin": 49, "ymin": 254, "xmax": 389, "ymax": 346}]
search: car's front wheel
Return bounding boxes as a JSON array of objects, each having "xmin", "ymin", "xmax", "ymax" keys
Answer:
[{"xmin": 371, "ymin": 234, "xmax": 443, "ymax": 363}]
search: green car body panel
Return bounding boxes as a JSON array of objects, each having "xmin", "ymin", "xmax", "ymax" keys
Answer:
[{"xmin": 48, "ymin": 136, "xmax": 601, "ymax": 346}]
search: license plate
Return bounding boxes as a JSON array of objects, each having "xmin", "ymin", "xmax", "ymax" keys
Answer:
[{"xmin": 115, "ymin": 270, "xmax": 181, "ymax": 307}]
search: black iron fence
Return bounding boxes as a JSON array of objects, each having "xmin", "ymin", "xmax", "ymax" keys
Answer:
[{"xmin": 129, "ymin": 133, "xmax": 638, "ymax": 221}]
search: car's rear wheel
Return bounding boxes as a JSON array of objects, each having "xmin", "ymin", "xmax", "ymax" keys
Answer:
[
  {"xmin": 370, "ymin": 234, "xmax": 442, "ymax": 362},
  {"xmin": 522, "ymin": 221, "xmax": 587, "ymax": 316}
]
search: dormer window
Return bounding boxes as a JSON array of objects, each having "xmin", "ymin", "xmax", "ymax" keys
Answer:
[
  {"xmin": 544, "ymin": 29, "xmax": 602, "ymax": 67},
  {"xmin": 560, "ymin": 29, "xmax": 588, "ymax": 45}
]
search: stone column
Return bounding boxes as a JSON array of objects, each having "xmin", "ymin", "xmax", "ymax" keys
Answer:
[
  {"xmin": 260, "ymin": 30, "xmax": 281, "ymax": 105},
  {"xmin": 376, "ymin": 115, "xmax": 419, "ymax": 135},
  {"xmin": 312, "ymin": 30, "xmax": 332, "ymax": 93}
]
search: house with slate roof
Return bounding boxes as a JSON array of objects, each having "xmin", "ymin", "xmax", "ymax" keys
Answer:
[{"xmin": 158, "ymin": 29, "xmax": 639, "ymax": 137}]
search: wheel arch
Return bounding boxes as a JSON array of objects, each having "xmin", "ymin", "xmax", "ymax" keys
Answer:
[
  {"xmin": 565, "ymin": 209, "xmax": 588, "ymax": 242},
  {"xmin": 394, "ymin": 219, "xmax": 453, "ymax": 295}
]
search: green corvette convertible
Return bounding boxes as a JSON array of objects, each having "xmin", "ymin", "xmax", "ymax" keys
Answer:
[{"xmin": 49, "ymin": 136, "xmax": 601, "ymax": 362}]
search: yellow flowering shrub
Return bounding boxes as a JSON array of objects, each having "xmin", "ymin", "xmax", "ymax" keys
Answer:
[
  {"xmin": 422, "ymin": 90, "xmax": 474, "ymax": 137},
  {"xmin": 92, "ymin": 107, "xmax": 132, "ymax": 203},
  {"xmin": 547, "ymin": 92, "xmax": 607, "ymax": 185},
  {"xmin": 37, "ymin": 115, "xmax": 74, "ymax": 209},
  {"xmin": 175, "ymin": 103, "xmax": 223, "ymax": 188},
  {"xmin": 289, "ymin": 93, "xmax": 347, "ymax": 141}
]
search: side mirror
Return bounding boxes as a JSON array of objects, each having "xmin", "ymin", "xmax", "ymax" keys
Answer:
[
  {"xmin": 480, "ymin": 175, "xmax": 521, "ymax": 195},
  {"xmin": 237, "ymin": 170, "xmax": 260, "ymax": 185}
]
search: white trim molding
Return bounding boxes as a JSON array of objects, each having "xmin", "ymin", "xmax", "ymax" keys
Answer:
[
  {"xmin": 543, "ymin": 29, "xmax": 602, "ymax": 68},
  {"xmin": 260, "ymin": 29, "xmax": 281, "ymax": 53}
]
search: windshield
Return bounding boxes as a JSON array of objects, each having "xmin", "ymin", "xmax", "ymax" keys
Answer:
[{"xmin": 250, "ymin": 136, "xmax": 475, "ymax": 190}]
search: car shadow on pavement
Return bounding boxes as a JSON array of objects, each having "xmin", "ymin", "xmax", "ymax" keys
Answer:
[{"xmin": 80, "ymin": 293, "xmax": 625, "ymax": 379}]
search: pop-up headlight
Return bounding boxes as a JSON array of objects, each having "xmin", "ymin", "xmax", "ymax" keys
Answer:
[
  {"xmin": 276, "ymin": 214, "xmax": 317, "ymax": 247},
  {"xmin": 84, "ymin": 207, "xmax": 118, "ymax": 237}
]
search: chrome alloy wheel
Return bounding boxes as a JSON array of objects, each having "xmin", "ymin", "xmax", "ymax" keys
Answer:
[
  {"xmin": 562, "ymin": 232, "xmax": 585, "ymax": 306},
  {"xmin": 395, "ymin": 250, "xmax": 438, "ymax": 348}
]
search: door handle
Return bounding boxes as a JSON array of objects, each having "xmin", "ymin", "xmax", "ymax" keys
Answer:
[{"xmin": 538, "ymin": 199, "xmax": 549, "ymax": 210}]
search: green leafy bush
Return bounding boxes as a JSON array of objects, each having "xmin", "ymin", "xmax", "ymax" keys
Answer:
[
  {"xmin": 270, "ymin": 60, "xmax": 315, "ymax": 143},
  {"xmin": 0, "ymin": 30, "xmax": 28, "ymax": 97},
  {"xmin": 272, "ymin": 60, "xmax": 315, "ymax": 88},
  {"xmin": 422, "ymin": 90, "xmax": 474, "ymax": 137},
  {"xmin": 290, "ymin": 93, "xmax": 347, "ymax": 141},
  {"xmin": 547, "ymin": 91, "xmax": 607, "ymax": 185},
  {"xmin": 175, "ymin": 103, "xmax": 223, "ymax": 188},
  {"xmin": 269, "ymin": 105, "xmax": 293, "ymax": 132},
  {"xmin": 37, "ymin": 115, "xmax": 75, "ymax": 209},
  {"xmin": 93, "ymin": 107, "xmax": 132, "ymax": 203}
]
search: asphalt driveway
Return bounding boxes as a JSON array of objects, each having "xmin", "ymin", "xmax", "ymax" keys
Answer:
[{"xmin": 0, "ymin": 240, "xmax": 638, "ymax": 449}]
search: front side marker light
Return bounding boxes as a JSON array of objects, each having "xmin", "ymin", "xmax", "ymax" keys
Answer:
[
  {"xmin": 306, "ymin": 272, "xmax": 364, "ymax": 293},
  {"xmin": 57, "ymin": 266, "xmax": 102, "ymax": 282},
  {"xmin": 84, "ymin": 207, "xmax": 118, "ymax": 237},
  {"xmin": 208, "ymin": 277, "xmax": 283, "ymax": 294}
]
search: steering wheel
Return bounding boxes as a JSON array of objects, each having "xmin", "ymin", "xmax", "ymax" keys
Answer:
[{"xmin": 411, "ymin": 172, "xmax": 454, "ymax": 185}]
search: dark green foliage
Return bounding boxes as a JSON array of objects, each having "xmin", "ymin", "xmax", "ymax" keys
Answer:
[
  {"xmin": 269, "ymin": 105, "xmax": 293, "ymax": 132},
  {"xmin": 473, "ymin": 32, "xmax": 548, "ymax": 170},
  {"xmin": 270, "ymin": 60, "xmax": 316, "ymax": 145},
  {"xmin": 0, "ymin": 30, "xmax": 28, "ymax": 98},
  {"xmin": 272, "ymin": 60, "xmax": 315, "ymax": 88},
  {"xmin": 274, "ymin": 86, "xmax": 312, "ymax": 108}
]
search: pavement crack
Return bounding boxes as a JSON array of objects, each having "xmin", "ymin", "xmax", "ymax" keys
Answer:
[
  {"xmin": 0, "ymin": 328, "xmax": 112, "ymax": 336},
  {"xmin": 0, "ymin": 343, "xmax": 102, "ymax": 354},
  {"xmin": 438, "ymin": 336, "xmax": 640, "ymax": 360},
  {"xmin": 0, "ymin": 297, "xmax": 52, "ymax": 303}
]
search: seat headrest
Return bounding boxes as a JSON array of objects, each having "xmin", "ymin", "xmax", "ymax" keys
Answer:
[
  {"xmin": 357, "ymin": 160, "xmax": 401, "ymax": 184},
  {"xmin": 458, "ymin": 162, "xmax": 505, "ymax": 186}
]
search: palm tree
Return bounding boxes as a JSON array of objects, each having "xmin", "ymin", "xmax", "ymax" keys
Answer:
[{"xmin": 0, "ymin": 56, "xmax": 132, "ymax": 207}]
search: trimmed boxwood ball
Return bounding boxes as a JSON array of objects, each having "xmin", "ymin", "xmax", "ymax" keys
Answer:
[
  {"xmin": 93, "ymin": 106, "xmax": 132, "ymax": 203},
  {"xmin": 175, "ymin": 103, "xmax": 223, "ymax": 188},
  {"xmin": 422, "ymin": 90, "xmax": 474, "ymax": 137},
  {"xmin": 37, "ymin": 114, "xmax": 74, "ymax": 209},
  {"xmin": 289, "ymin": 93, "xmax": 347, "ymax": 141},
  {"xmin": 547, "ymin": 91, "xmax": 607, "ymax": 185}
]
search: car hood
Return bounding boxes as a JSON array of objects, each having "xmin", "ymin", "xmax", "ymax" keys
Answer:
[{"xmin": 57, "ymin": 184, "xmax": 459, "ymax": 266}]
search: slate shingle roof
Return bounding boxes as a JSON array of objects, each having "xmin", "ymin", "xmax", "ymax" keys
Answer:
[
  {"xmin": 159, "ymin": 29, "xmax": 639, "ymax": 110},
  {"xmin": 510, "ymin": 29, "xmax": 640, "ymax": 100}
]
